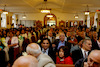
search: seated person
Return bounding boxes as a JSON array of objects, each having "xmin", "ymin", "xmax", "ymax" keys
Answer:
[
  {"xmin": 56, "ymin": 46, "xmax": 73, "ymax": 64},
  {"xmin": 75, "ymin": 50, "xmax": 100, "ymax": 67},
  {"xmin": 72, "ymin": 39, "xmax": 92, "ymax": 64},
  {"xmin": 53, "ymin": 32, "xmax": 71, "ymax": 52},
  {"xmin": 40, "ymin": 38, "xmax": 56, "ymax": 63},
  {"xmin": 12, "ymin": 55, "xmax": 38, "ymax": 67},
  {"xmin": 84, "ymin": 50, "xmax": 100, "ymax": 67}
]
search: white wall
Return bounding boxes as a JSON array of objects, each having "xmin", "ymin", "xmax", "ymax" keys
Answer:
[{"xmin": 18, "ymin": 11, "xmax": 85, "ymax": 26}]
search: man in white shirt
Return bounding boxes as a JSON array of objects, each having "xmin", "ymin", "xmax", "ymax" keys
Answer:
[{"xmin": 72, "ymin": 39, "xmax": 92, "ymax": 64}]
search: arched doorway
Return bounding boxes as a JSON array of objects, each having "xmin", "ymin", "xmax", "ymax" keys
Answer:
[{"xmin": 44, "ymin": 13, "xmax": 57, "ymax": 27}]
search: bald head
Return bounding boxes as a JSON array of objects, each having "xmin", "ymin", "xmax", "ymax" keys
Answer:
[
  {"xmin": 12, "ymin": 55, "xmax": 38, "ymax": 67},
  {"xmin": 88, "ymin": 50, "xmax": 100, "ymax": 63},
  {"xmin": 26, "ymin": 43, "xmax": 41, "ymax": 57},
  {"xmin": 87, "ymin": 50, "xmax": 100, "ymax": 67}
]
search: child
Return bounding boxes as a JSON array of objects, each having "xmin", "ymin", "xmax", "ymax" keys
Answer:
[{"xmin": 56, "ymin": 46, "xmax": 73, "ymax": 64}]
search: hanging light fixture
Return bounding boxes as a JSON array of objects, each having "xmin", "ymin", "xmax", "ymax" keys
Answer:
[
  {"xmin": 74, "ymin": 15, "xmax": 79, "ymax": 18},
  {"xmin": 3, "ymin": 5, "xmax": 8, "ymax": 14},
  {"xmin": 40, "ymin": 0, "xmax": 51, "ymax": 13},
  {"xmin": 85, "ymin": 5, "xmax": 90, "ymax": 15},
  {"xmin": 22, "ymin": 13, "xmax": 26, "ymax": 18}
]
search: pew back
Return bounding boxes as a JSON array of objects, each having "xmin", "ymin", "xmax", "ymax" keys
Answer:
[{"xmin": 56, "ymin": 64, "xmax": 75, "ymax": 67}]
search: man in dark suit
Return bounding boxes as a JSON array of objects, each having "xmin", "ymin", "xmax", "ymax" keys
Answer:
[
  {"xmin": 75, "ymin": 50, "xmax": 100, "ymax": 67},
  {"xmin": 40, "ymin": 38, "xmax": 56, "ymax": 63},
  {"xmin": 47, "ymin": 31, "xmax": 55, "ymax": 43},
  {"xmin": 72, "ymin": 39, "xmax": 92, "ymax": 64},
  {"xmin": 92, "ymin": 31, "xmax": 100, "ymax": 50},
  {"xmin": 53, "ymin": 32, "xmax": 71, "ymax": 52}
]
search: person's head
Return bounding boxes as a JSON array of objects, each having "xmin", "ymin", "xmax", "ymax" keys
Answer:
[
  {"xmin": 88, "ymin": 31, "xmax": 93, "ymax": 38},
  {"xmin": 86, "ymin": 28, "xmax": 90, "ymax": 33},
  {"xmin": 80, "ymin": 32, "xmax": 86, "ymax": 38},
  {"xmin": 40, "ymin": 38, "xmax": 51, "ymax": 50},
  {"xmin": 21, "ymin": 29, "xmax": 25, "ymax": 34},
  {"xmin": 26, "ymin": 43, "xmax": 41, "ymax": 58},
  {"xmin": 70, "ymin": 32, "xmax": 76, "ymax": 39},
  {"xmin": 82, "ymin": 39, "xmax": 92, "ymax": 51},
  {"xmin": 59, "ymin": 32, "xmax": 65, "ymax": 42},
  {"xmin": 48, "ymin": 31, "xmax": 53, "ymax": 37},
  {"xmin": 16, "ymin": 31, "xmax": 20, "ymax": 36},
  {"xmin": 40, "ymin": 35, "xmax": 46, "ymax": 40},
  {"xmin": 87, "ymin": 50, "xmax": 100, "ymax": 67},
  {"xmin": 58, "ymin": 46, "xmax": 70, "ymax": 58},
  {"xmin": 93, "ymin": 31, "xmax": 98, "ymax": 40},
  {"xmin": 10, "ymin": 32, "xmax": 14, "ymax": 37},
  {"xmin": 12, "ymin": 55, "xmax": 38, "ymax": 67}
]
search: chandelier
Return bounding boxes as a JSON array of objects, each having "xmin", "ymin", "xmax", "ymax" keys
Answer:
[
  {"xmin": 22, "ymin": 13, "xmax": 26, "ymax": 18},
  {"xmin": 3, "ymin": 5, "xmax": 8, "ymax": 14},
  {"xmin": 85, "ymin": 5, "xmax": 90, "ymax": 15},
  {"xmin": 74, "ymin": 15, "xmax": 79, "ymax": 18},
  {"xmin": 40, "ymin": 0, "xmax": 51, "ymax": 13}
]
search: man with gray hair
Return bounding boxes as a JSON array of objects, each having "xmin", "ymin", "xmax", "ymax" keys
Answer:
[
  {"xmin": 72, "ymin": 39, "xmax": 92, "ymax": 64},
  {"xmin": 26, "ymin": 43, "xmax": 56, "ymax": 67},
  {"xmin": 12, "ymin": 55, "xmax": 38, "ymax": 67}
]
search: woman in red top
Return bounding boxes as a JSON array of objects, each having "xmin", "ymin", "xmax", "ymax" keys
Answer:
[{"xmin": 56, "ymin": 46, "xmax": 73, "ymax": 64}]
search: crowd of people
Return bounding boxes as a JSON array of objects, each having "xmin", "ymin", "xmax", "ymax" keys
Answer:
[{"xmin": 0, "ymin": 25, "xmax": 100, "ymax": 67}]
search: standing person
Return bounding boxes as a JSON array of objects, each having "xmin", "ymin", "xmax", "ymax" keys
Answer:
[
  {"xmin": 26, "ymin": 43, "xmax": 56, "ymax": 67},
  {"xmin": 7, "ymin": 32, "xmax": 19, "ymax": 66},
  {"xmin": 56, "ymin": 46, "xmax": 73, "ymax": 64}
]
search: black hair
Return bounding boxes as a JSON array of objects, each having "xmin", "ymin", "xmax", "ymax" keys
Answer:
[
  {"xmin": 40, "ymin": 38, "xmax": 52, "ymax": 48},
  {"xmin": 58, "ymin": 46, "xmax": 70, "ymax": 58}
]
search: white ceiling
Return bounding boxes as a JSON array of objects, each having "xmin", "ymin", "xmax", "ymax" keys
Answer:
[{"xmin": 0, "ymin": 0, "xmax": 100, "ymax": 14}]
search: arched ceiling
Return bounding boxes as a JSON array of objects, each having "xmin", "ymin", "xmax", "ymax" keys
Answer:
[{"xmin": 0, "ymin": 0, "xmax": 100, "ymax": 14}]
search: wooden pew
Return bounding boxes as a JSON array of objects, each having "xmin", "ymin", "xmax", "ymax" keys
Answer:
[{"xmin": 56, "ymin": 64, "xmax": 75, "ymax": 67}]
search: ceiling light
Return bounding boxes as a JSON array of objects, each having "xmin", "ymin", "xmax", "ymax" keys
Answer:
[
  {"xmin": 74, "ymin": 15, "xmax": 79, "ymax": 18},
  {"xmin": 85, "ymin": 11, "xmax": 89, "ymax": 15},
  {"xmin": 3, "ymin": 5, "xmax": 8, "ymax": 14},
  {"xmin": 46, "ymin": 15, "xmax": 53, "ymax": 17},
  {"xmin": 40, "ymin": 0, "xmax": 51, "ymax": 13},
  {"xmin": 85, "ymin": 5, "xmax": 90, "ymax": 15},
  {"xmin": 22, "ymin": 15, "xmax": 26, "ymax": 18},
  {"xmin": 41, "ymin": 9, "xmax": 50, "ymax": 13},
  {"xmin": 3, "ymin": 11, "xmax": 8, "ymax": 14}
]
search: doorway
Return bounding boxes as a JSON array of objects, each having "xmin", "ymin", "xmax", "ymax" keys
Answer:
[{"xmin": 44, "ymin": 13, "xmax": 57, "ymax": 27}]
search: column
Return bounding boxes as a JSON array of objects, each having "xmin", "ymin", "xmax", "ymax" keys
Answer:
[
  {"xmin": 89, "ymin": 12, "xmax": 95, "ymax": 29},
  {"xmin": 6, "ymin": 12, "xmax": 13, "ymax": 29},
  {"xmin": 97, "ymin": 13, "xmax": 100, "ymax": 32}
]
